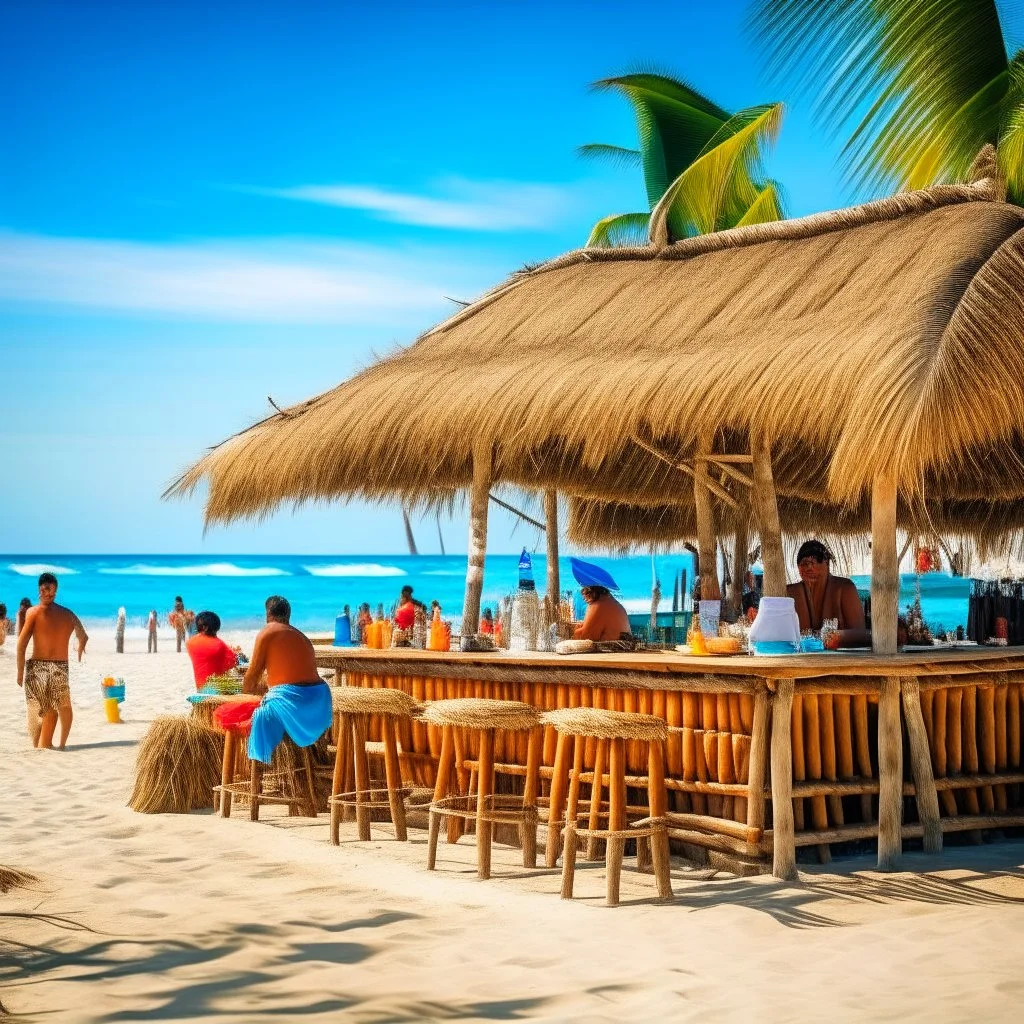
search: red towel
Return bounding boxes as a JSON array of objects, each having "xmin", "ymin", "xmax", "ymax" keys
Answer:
[{"xmin": 213, "ymin": 699, "xmax": 259, "ymax": 736}]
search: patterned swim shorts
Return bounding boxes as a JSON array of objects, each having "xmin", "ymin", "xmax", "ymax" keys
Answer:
[{"xmin": 24, "ymin": 659, "xmax": 71, "ymax": 716}]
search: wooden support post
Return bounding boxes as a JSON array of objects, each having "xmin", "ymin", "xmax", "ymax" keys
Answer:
[
  {"xmin": 746, "ymin": 689, "xmax": 770, "ymax": 843},
  {"xmin": 461, "ymin": 444, "xmax": 492, "ymax": 638},
  {"xmin": 545, "ymin": 489, "xmax": 560, "ymax": 604},
  {"xmin": 728, "ymin": 510, "xmax": 750, "ymax": 621},
  {"xmin": 872, "ymin": 474, "xmax": 899, "ymax": 655},
  {"xmin": 877, "ymin": 676, "xmax": 903, "ymax": 870},
  {"xmin": 771, "ymin": 678, "xmax": 797, "ymax": 880},
  {"xmin": 751, "ymin": 435, "xmax": 787, "ymax": 597},
  {"xmin": 694, "ymin": 438, "xmax": 722, "ymax": 601},
  {"xmin": 901, "ymin": 676, "xmax": 942, "ymax": 854}
]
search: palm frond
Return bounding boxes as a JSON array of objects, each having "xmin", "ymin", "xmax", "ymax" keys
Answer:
[
  {"xmin": 586, "ymin": 212, "xmax": 650, "ymax": 248},
  {"xmin": 999, "ymin": 52, "xmax": 1024, "ymax": 203},
  {"xmin": 648, "ymin": 103, "xmax": 784, "ymax": 243},
  {"xmin": 576, "ymin": 143, "xmax": 643, "ymax": 169},
  {"xmin": 734, "ymin": 181, "xmax": 785, "ymax": 226},
  {"xmin": 750, "ymin": 0, "xmax": 1010, "ymax": 195},
  {"xmin": 592, "ymin": 73, "xmax": 732, "ymax": 206}
]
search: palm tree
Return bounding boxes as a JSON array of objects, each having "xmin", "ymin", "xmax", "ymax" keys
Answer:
[
  {"xmin": 750, "ymin": 0, "xmax": 1024, "ymax": 202},
  {"xmin": 580, "ymin": 73, "xmax": 785, "ymax": 246}
]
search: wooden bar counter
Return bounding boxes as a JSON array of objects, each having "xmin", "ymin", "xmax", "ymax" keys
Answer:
[{"xmin": 314, "ymin": 645, "xmax": 1024, "ymax": 878}]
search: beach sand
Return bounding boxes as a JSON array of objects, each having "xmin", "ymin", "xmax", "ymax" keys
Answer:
[{"xmin": 2, "ymin": 632, "xmax": 1024, "ymax": 1023}]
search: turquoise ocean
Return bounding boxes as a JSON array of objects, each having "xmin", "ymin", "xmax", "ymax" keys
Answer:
[{"xmin": 1, "ymin": 554, "xmax": 971, "ymax": 636}]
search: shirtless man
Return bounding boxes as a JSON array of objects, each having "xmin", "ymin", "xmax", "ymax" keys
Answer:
[
  {"xmin": 242, "ymin": 595, "xmax": 331, "ymax": 766},
  {"xmin": 16, "ymin": 572, "xmax": 88, "ymax": 749},
  {"xmin": 574, "ymin": 585, "xmax": 631, "ymax": 642},
  {"xmin": 243, "ymin": 595, "xmax": 319, "ymax": 692},
  {"xmin": 786, "ymin": 540, "xmax": 871, "ymax": 648}
]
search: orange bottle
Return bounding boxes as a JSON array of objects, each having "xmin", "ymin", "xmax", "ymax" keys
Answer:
[{"xmin": 690, "ymin": 624, "xmax": 708, "ymax": 656}]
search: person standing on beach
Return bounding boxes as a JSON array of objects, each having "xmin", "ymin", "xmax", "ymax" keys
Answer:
[
  {"xmin": 115, "ymin": 606, "xmax": 126, "ymax": 654},
  {"xmin": 147, "ymin": 609, "xmax": 159, "ymax": 653},
  {"xmin": 16, "ymin": 572, "xmax": 88, "ymax": 749},
  {"xmin": 170, "ymin": 596, "xmax": 187, "ymax": 653},
  {"xmin": 0, "ymin": 603, "xmax": 9, "ymax": 647},
  {"xmin": 15, "ymin": 597, "xmax": 31, "ymax": 636}
]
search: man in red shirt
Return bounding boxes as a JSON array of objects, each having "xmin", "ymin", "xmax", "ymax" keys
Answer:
[{"xmin": 186, "ymin": 611, "xmax": 238, "ymax": 690}]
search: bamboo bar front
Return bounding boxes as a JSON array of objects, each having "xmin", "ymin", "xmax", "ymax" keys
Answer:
[{"xmin": 315, "ymin": 647, "xmax": 1024, "ymax": 875}]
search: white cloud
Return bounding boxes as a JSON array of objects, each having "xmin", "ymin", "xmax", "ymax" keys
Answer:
[
  {"xmin": 253, "ymin": 176, "xmax": 571, "ymax": 230},
  {"xmin": 0, "ymin": 231, "xmax": 494, "ymax": 324}
]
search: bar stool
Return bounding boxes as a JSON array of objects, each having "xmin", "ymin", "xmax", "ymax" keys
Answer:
[
  {"xmin": 215, "ymin": 729, "xmax": 321, "ymax": 820},
  {"xmin": 329, "ymin": 685, "xmax": 417, "ymax": 843},
  {"xmin": 542, "ymin": 707, "xmax": 673, "ymax": 907},
  {"xmin": 422, "ymin": 698, "xmax": 542, "ymax": 880}
]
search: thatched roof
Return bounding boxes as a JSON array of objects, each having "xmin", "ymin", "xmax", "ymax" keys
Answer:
[
  {"xmin": 170, "ymin": 174, "xmax": 1024, "ymax": 530},
  {"xmin": 565, "ymin": 494, "xmax": 1024, "ymax": 557}
]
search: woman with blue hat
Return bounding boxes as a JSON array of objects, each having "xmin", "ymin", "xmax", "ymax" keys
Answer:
[{"xmin": 570, "ymin": 558, "xmax": 631, "ymax": 641}]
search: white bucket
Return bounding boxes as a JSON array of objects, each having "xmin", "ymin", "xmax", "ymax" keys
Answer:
[{"xmin": 749, "ymin": 596, "xmax": 801, "ymax": 655}]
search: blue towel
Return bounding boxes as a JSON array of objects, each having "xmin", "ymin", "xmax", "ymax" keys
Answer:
[{"xmin": 247, "ymin": 682, "xmax": 333, "ymax": 764}]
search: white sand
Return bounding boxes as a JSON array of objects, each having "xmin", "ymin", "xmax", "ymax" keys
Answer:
[{"xmin": 3, "ymin": 632, "xmax": 1024, "ymax": 1023}]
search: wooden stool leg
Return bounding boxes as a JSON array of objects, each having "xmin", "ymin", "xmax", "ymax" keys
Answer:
[
  {"xmin": 382, "ymin": 718, "xmax": 408, "ymax": 841},
  {"xmin": 301, "ymin": 746, "xmax": 318, "ymax": 817},
  {"xmin": 546, "ymin": 732, "xmax": 571, "ymax": 867},
  {"xmin": 648, "ymin": 740, "xmax": 673, "ymax": 900},
  {"xmin": 249, "ymin": 760, "xmax": 262, "ymax": 822},
  {"xmin": 560, "ymin": 735, "xmax": 583, "ymax": 898},
  {"xmin": 450, "ymin": 727, "xmax": 469, "ymax": 842},
  {"xmin": 521, "ymin": 726, "xmax": 542, "ymax": 868},
  {"xmin": 220, "ymin": 731, "xmax": 235, "ymax": 817},
  {"xmin": 330, "ymin": 716, "xmax": 349, "ymax": 845},
  {"xmin": 352, "ymin": 715, "xmax": 372, "ymax": 841},
  {"xmin": 427, "ymin": 727, "xmax": 456, "ymax": 871},
  {"xmin": 606, "ymin": 737, "xmax": 626, "ymax": 908},
  {"xmin": 476, "ymin": 729, "xmax": 496, "ymax": 880},
  {"xmin": 586, "ymin": 739, "xmax": 607, "ymax": 861}
]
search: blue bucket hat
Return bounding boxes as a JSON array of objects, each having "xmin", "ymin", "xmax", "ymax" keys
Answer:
[{"xmin": 569, "ymin": 557, "xmax": 620, "ymax": 592}]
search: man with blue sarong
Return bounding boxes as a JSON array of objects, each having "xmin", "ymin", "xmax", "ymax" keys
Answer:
[{"xmin": 243, "ymin": 595, "xmax": 332, "ymax": 763}]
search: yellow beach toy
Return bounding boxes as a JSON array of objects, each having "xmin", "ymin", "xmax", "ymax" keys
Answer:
[{"xmin": 101, "ymin": 676, "xmax": 126, "ymax": 723}]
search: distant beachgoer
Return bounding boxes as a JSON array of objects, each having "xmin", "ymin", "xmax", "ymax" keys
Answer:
[
  {"xmin": 186, "ymin": 610, "xmax": 238, "ymax": 690},
  {"xmin": 242, "ymin": 596, "xmax": 331, "ymax": 763},
  {"xmin": 0, "ymin": 603, "xmax": 8, "ymax": 647},
  {"xmin": 15, "ymin": 598, "xmax": 31, "ymax": 637},
  {"xmin": 147, "ymin": 609, "xmax": 159, "ymax": 653},
  {"xmin": 170, "ymin": 596, "xmax": 188, "ymax": 653},
  {"xmin": 16, "ymin": 572, "xmax": 88, "ymax": 749},
  {"xmin": 115, "ymin": 606, "xmax": 126, "ymax": 654},
  {"xmin": 479, "ymin": 607, "xmax": 494, "ymax": 634},
  {"xmin": 431, "ymin": 599, "xmax": 441, "ymax": 616}
]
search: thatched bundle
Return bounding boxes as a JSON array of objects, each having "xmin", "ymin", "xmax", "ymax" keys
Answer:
[
  {"xmin": 0, "ymin": 866, "xmax": 36, "ymax": 894},
  {"xmin": 128, "ymin": 716, "xmax": 223, "ymax": 814}
]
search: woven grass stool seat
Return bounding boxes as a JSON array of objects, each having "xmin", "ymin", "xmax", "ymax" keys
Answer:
[
  {"xmin": 329, "ymin": 686, "xmax": 417, "ymax": 844},
  {"xmin": 542, "ymin": 707, "xmax": 673, "ymax": 907},
  {"xmin": 423, "ymin": 698, "xmax": 543, "ymax": 880}
]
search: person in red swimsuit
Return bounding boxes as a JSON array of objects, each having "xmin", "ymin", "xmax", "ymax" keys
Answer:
[{"xmin": 186, "ymin": 611, "xmax": 238, "ymax": 690}]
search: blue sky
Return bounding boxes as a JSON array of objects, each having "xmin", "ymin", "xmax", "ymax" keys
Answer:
[{"xmin": 0, "ymin": 0, "xmax": 918, "ymax": 554}]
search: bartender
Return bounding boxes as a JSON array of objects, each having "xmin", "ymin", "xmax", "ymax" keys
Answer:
[
  {"xmin": 570, "ymin": 557, "xmax": 631, "ymax": 641},
  {"xmin": 786, "ymin": 540, "xmax": 870, "ymax": 648}
]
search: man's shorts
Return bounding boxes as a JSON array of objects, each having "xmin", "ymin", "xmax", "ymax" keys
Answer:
[{"xmin": 24, "ymin": 659, "xmax": 71, "ymax": 716}]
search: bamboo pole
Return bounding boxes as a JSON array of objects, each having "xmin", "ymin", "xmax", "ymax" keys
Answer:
[
  {"xmin": 871, "ymin": 474, "xmax": 899, "ymax": 655},
  {"xmin": 694, "ymin": 437, "xmax": 722, "ymax": 601},
  {"xmin": 461, "ymin": 443, "xmax": 492, "ymax": 639},
  {"xmin": 877, "ymin": 676, "xmax": 903, "ymax": 869},
  {"xmin": 771, "ymin": 678, "xmax": 797, "ymax": 880},
  {"xmin": 750, "ymin": 435, "xmax": 786, "ymax": 597},
  {"xmin": 746, "ymin": 690, "xmax": 769, "ymax": 837},
  {"xmin": 545, "ymin": 489, "xmax": 560, "ymax": 605},
  {"xmin": 901, "ymin": 676, "xmax": 942, "ymax": 854}
]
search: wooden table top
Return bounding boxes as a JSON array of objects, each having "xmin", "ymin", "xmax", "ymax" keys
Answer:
[{"xmin": 314, "ymin": 644, "xmax": 1024, "ymax": 681}]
